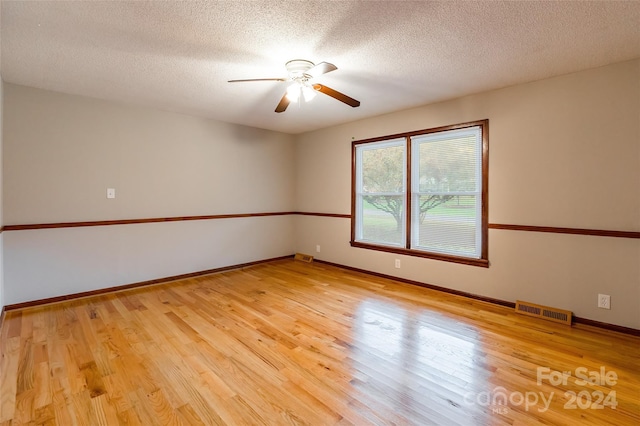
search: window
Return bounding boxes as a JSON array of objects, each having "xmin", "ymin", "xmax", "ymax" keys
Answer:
[{"xmin": 351, "ymin": 120, "xmax": 488, "ymax": 267}]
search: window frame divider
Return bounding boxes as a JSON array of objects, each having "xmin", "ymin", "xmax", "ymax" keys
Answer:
[{"xmin": 405, "ymin": 136, "xmax": 412, "ymax": 250}]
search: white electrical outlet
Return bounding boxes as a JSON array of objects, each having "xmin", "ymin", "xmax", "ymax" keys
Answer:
[
  {"xmin": 316, "ymin": 245, "xmax": 321, "ymax": 253},
  {"xmin": 395, "ymin": 259, "xmax": 401, "ymax": 269},
  {"xmin": 597, "ymin": 294, "xmax": 611, "ymax": 310}
]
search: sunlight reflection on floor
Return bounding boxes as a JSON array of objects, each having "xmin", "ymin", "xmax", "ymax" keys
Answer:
[{"xmin": 350, "ymin": 298, "xmax": 487, "ymax": 423}]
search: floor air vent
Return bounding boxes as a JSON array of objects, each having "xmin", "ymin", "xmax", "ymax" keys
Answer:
[
  {"xmin": 294, "ymin": 253, "xmax": 314, "ymax": 263},
  {"xmin": 515, "ymin": 300, "xmax": 572, "ymax": 326}
]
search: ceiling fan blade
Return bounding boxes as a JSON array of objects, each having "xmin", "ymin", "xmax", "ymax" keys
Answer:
[
  {"xmin": 306, "ymin": 62, "xmax": 337, "ymax": 78},
  {"xmin": 275, "ymin": 93, "xmax": 290, "ymax": 113},
  {"xmin": 228, "ymin": 78, "xmax": 288, "ymax": 83},
  {"xmin": 312, "ymin": 84, "xmax": 360, "ymax": 108}
]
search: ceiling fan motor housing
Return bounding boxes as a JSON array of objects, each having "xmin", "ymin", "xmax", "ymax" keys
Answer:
[{"xmin": 285, "ymin": 59, "xmax": 315, "ymax": 80}]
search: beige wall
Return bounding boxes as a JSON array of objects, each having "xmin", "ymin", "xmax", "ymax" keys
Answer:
[
  {"xmin": 294, "ymin": 59, "xmax": 640, "ymax": 329},
  {"xmin": 3, "ymin": 84, "xmax": 296, "ymax": 304},
  {"xmin": 0, "ymin": 79, "xmax": 4, "ymax": 312},
  {"xmin": 4, "ymin": 85, "xmax": 295, "ymax": 224}
]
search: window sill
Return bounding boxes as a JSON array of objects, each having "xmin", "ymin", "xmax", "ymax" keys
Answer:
[{"xmin": 350, "ymin": 241, "xmax": 489, "ymax": 268}]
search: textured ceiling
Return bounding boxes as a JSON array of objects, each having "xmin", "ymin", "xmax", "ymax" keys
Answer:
[{"xmin": 1, "ymin": 1, "xmax": 639, "ymax": 134}]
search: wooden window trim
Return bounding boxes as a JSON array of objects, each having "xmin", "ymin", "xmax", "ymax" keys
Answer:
[{"xmin": 351, "ymin": 119, "xmax": 489, "ymax": 267}]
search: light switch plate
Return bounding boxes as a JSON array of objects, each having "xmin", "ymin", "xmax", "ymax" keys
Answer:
[{"xmin": 107, "ymin": 188, "xmax": 116, "ymax": 199}]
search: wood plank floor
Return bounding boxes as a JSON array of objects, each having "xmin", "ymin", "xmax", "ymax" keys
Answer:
[{"xmin": 1, "ymin": 259, "xmax": 638, "ymax": 425}]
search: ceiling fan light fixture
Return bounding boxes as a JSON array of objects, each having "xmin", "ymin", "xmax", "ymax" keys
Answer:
[
  {"xmin": 286, "ymin": 84, "xmax": 301, "ymax": 102},
  {"xmin": 287, "ymin": 83, "xmax": 317, "ymax": 104},
  {"xmin": 302, "ymin": 85, "xmax": 317, "ymax": 102}
]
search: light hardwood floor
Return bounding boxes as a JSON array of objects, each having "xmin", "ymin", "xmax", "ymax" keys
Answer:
[{"xmin": 1, "ymin": 259, "xmax": 638, "ymax": 425}]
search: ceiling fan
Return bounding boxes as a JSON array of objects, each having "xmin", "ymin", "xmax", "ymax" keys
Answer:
[{"xmin": 228, "ymin": 59, "xmax": 361, "ymax": 113}]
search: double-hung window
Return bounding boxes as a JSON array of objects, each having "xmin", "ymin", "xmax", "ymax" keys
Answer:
[{"xmin": 351, "ymin": 120, "xmax": 488, "ymax": 267}]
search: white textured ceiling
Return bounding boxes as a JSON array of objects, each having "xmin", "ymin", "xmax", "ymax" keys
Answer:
[{"xmin": 1, "ymin": 1, "xmax": 639, "ymax": 134}]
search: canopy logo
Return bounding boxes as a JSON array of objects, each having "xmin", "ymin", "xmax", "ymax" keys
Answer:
[
  {"xmin": 464, "ymin": 387, "xmax": 553, "ymax": 414},
  {"xmin": 464, "ymin": 366, "xmax": 618, "ymax": 415}
]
